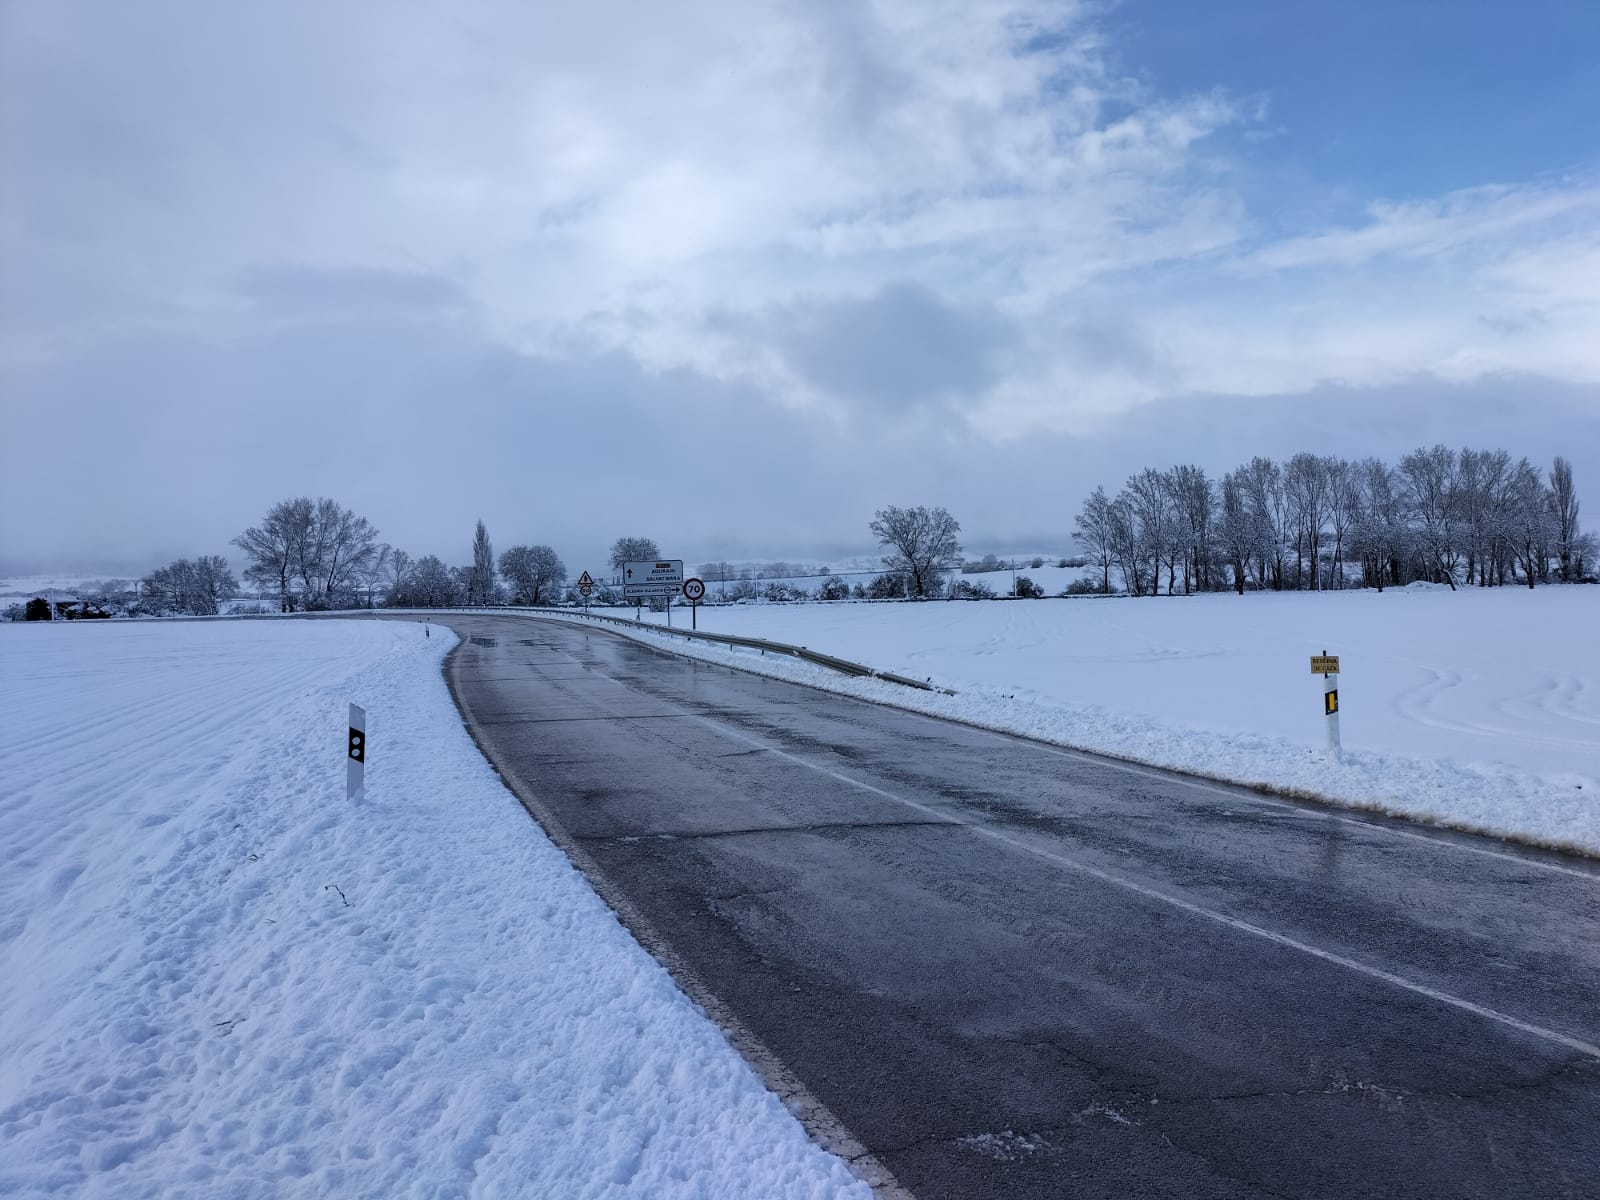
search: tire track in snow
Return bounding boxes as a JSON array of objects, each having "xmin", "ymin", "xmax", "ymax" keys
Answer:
[{"xmin": 1394, "ymin": 666, "xmax": 1600, "ymax": 754}]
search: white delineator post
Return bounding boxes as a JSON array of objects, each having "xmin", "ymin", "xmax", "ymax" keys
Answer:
[
  {"xmin": 347, "ymin": 703, "xmax": 366, "ymax": 799},
  {"xmin": 1325, "ymin": 673, "xmax": 1341, "ymax": 760},
  {"xmin": 1320, "ymin": 650, "xmax": 1342, "ymax": 763}
]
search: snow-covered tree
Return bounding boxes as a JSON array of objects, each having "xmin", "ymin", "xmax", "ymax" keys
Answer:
[
  {"xmin": 1235, "ymin": 457, "xmax": 1285, "ymax": 590},
  {"xmin": 1398, "ymin": 445, "xmax": 1462, "ymax": 588},
  {"xmin": 1167, "ymin": 464, "xmax": 1214, "ymax": 594},
  {"xmin": 1107, "ymin": 493, "xmax": 1146, "ymax": 596},
  {"xmin": 233, "ymin": 496, "xmax": 380, "ymax": 611},
  {"xmin": 1122, "ymin": 469, "xmax": 1173, "ymax": 595},
  {"xmin": 1325, "ymin": 457, "xmax": 1358, "ymax": 588},
  {"xmin": 500, "ymin": 544, "xmax": 567, "ymax": 605},
  {"xmin": 1349, "ymin": 458, "xmax": 1407, "ymax": 591},
  {"xmin": 1551, "ymin": 456, "xmax": 1584, "ymax": 582},
  {"xmin": 868, "ymin": 505, "xmax": 962, "ymax": 599},
  {"xmin": 1500, "ymin": 458, "xmax": 1551, "ymax": 588},
  {"xmin": 232, "ymin": 498, "xmax": 306, "ymax": 612},
  {"xmin": 1218, "ymin": 471, "xmax": 1253, "ymax": 594},
  {"xmin": 1072, "ymin": 486, "xmax": 1117, "ymax": 595},
  {"xmin": 356, "ymin": 544, "xmax": 391, "ymax": 609},
  {"xmin": 141, "ymin": 555, "xmax": 237, "ymax": 616},
  {"xmin": 382, "ymin": 549, "xmax": 413, "ymax": 606},
  {"xmin": 609, "ymin": 536, "xmax": 661, "ymax": 578},
  {"xmin": 405, "ymin": 556, "xmax": 459, "ymax": 607},
  {"xmin": 467, "ymin": 520, "xmax": 496, "ymax": 605},
  {"xmin": 1284, "ymin": 452, "xmax": 1330, "ymax": 590}
]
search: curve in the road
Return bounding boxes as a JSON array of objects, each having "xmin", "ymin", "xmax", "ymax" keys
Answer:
[{"xmin": 424, "ymin": 613, "xmax": 1600, "ymax": 1200}]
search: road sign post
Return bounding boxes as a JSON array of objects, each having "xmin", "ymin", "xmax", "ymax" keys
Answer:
[
  {"xmin": 682, "ymin": 577, "xmax": 706, "ymax": 629},
  {"xmin": 621, "ymin": 560, "xmax": 685, "ymax": 599},
  {"xmin": 1311, "ymin": 653, "xmax": 1341, "ymax": 762},
  {"xmin": 576, "ymin": 569, "xmax": 595, "ymax": 615},
  {"xmin": 347, "ymin": 703, "xmax": 367, "ymax": 799},
  {"xmin": 622, "ymin": 560, "xmax": 684, "ymax": 623}
]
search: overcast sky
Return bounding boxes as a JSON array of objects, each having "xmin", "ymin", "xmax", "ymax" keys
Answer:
[{"xmin": 3, "ymin": 0, "xmax": 1598, "ymax": 577}]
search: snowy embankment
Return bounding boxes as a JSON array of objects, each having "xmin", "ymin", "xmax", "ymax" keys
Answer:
[
  {"xmin": 613, "ymin": 587, "xmax": 1600, "ymax": 855},
  {"xmin": 0, "ymin": 620, "xmax": 871, "ymax": 1199}
]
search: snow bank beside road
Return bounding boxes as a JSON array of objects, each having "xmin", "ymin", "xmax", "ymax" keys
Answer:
[
  {"xmin": 0, "ymin": 620, "xmax": 871, "ymax": 1199},
  {"xmin": 605, "ymin": 589, "xmax": 1599, "ymax": 855}
]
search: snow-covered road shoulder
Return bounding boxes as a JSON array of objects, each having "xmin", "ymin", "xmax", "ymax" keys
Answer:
[{"xmin": 0, "ymin": 619, "xmax": 871, "ymax": 1199}]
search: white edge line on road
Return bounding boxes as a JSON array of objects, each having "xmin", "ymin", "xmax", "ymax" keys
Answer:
[{"xmin": 579, "ymin": 658, "xmax": 1600, "ymax": 1065}]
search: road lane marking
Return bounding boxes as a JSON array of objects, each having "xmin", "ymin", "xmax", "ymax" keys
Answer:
[
  {"xmin": 534, "ymin": 612, "xmax": 1600, "ymax": 883},
  {"xmin": 576, "ymin": 662, "xmax": 1600, "ymax": 1063},
  {"xmin": 968, "ymin": 825, "xmax": 1600, "ymax": 1062}
]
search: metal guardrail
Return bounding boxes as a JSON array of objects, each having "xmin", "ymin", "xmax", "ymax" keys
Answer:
[{"xmin": 434, "ymin": 605, "xmax": 955, "ymax": 695}]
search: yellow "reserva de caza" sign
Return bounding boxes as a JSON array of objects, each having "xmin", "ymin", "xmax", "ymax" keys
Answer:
[{"xmin": 1310, "ymin": 655, "xmax": 1340, "ymax": 674}]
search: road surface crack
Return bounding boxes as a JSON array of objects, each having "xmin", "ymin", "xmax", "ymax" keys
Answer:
[
  {"xmin": 584, "ymin": 817, "xmax": 960, "ymax": 844},
  {"xmin": 1176, "ymin": 1059, "xmax": 1590, "ymax": 1109},
  {"xmin": 705, "ymin": 886, "xmax": 785, "ymax": 903}
]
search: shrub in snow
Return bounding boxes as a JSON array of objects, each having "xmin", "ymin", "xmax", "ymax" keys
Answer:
[
  {"xmin": 24, "ymin": 597, "xmax": 51, "ymax": 621},
  {"xmin": 1013, "ymin": 576, "xmax": 1045, "ymax": 599},
  {"xmin": 1062, "ymin": 577, "xmax": 1109, "ymax": 595},
  {"xmin": 866, "ymin": 573, "xmax": 908, "ymax": 600},
  {"xmin": 950, "ymin": 580, "xmax": 995, "ymax": 600},
  {"xmin": 816, "ymin": 575, "xmax": 852, "ymax": 601}
]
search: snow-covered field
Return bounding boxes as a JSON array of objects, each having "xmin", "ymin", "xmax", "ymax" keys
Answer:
[
  {"xmin": 615, "ymin": 586, "xmax": 1600, "ymax": 854},
  {"xmin": 5, "ymin": 594, "xmax": 1593, "ymax": 1195},
  {"xmin": 0, "ymin": 620, "xmax": 871, "ymax": 1199}
]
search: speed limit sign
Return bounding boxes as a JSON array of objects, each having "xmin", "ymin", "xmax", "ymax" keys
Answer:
[{"xmin": 682, "ymin": 577, "xmax": 706, "ymax": 602}]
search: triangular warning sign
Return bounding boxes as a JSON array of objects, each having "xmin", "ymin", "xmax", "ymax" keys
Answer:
[{"xmin": 577, "ymin": 570, "xmax": 595, "ymax": 587}]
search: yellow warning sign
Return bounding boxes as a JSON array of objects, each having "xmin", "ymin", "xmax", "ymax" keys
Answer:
[
  {"xmin": 1310, "ymin": 655, "xmax": 1340, "ymax": 675},
  {"xmin": 1325, "ymin": 689, "xmax": 1339, "ymax": 715}
]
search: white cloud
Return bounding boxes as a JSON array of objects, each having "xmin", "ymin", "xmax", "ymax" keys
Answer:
[
  {"xmin": 1250, "ymin": 180, "xmax": 1600, "ymax": 271},
  {"xmin": 1, "ymin": 1, "xmax": 1242, "ymax": 361},
  {"xmin": 3, "ymin": 0, "xmax": 1598, "ymax": 569}
]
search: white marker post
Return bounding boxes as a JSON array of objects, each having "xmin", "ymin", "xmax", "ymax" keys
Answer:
[
  {"xmin": 347, "ymin": 703, "xmax": 367, "ymax": 800},
  {"xmin": 1311, "ymin": 652, "xmax": 1341, "ymax": 763}
]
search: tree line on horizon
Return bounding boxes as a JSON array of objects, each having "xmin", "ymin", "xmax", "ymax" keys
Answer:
[
  {"xmin": 229, "ymin": 505, "xmax": 575, "ymax": 613},
  {"xmin": 1073, "ymin": 447, "xmax": 1592, "ymax": 596},
  {"xmin": 8, "ymin": 449, "xmax": 1591, "ymax": 620}
]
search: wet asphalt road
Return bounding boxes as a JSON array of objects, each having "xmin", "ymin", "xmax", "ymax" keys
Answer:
[{"xmin": 423, "ymin": 613, "xmax": 1600, "ymax": 1200}]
